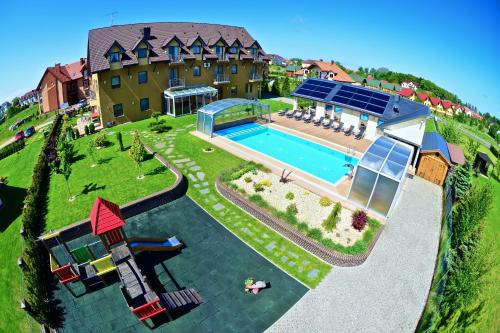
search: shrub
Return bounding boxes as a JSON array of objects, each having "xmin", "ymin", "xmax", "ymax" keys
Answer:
[
  {"xmin": 258, "ymin": 179, "xmax": 272, "ymax": 187},
  {"xmin": 297, "ymin": 222, "xmax": 309, "ymax": 233},
  {"xmin": 352, "ymin": 210, "xmax": 368, "ymax": 231},
  {"xmin": 116, "ymin": 132, "xmax": 124, "ymax": 151},
  {"xmin": 84, "ymin": 124, "xmax": 90, "ymax": 135},
  {"xmin": 322, "ymin": 202, "xmax": 342, "ymax": 232},
  {"xmin": 244, "ymin": 176, "xmax": 252, "ymax": 183},
  {"xmin": 249, "ymin": 194, "xmax": 269, "ymax": 209},
  {"xmin": 73, "ymin": 127, "xmax": 79, "ymax": 139},
  {"xmin": 286, "ymin": 203, "xmax": 298, "ymax": 215},
  {"xmin": 88, "ymin": 122, "xmax": 96, "ymax": 134},
  {"xmin": 93, "ymin": 132, "xmax": 108, "ymax": 148},
  {"xmin": 253, "ymin": 182, "xmax": 264, "ymax": 192},
  {"xmin": 307, "ymin": 228, "xmax": 323, "ymax": 241},
  {"xmin": 150, "ymin": 123, "xmax": 169, "ymax": 133},
  {"xmin": 285, "ymin": 191, "xmax": 294, "ymax": 200},
  {"xmin": 0, "ymin": 139, "xmax": 25, "ymax": 161},
  {"xmin": 151, "ymin": 111, "xmax": 162, "ymax": 123},
  {"xmin": 319, "ymin": 196, "xmax": 332, "ymax": 207},
  {"xmin": 440, "ymin": 121, "xmax": 461, "ymax": 144}
]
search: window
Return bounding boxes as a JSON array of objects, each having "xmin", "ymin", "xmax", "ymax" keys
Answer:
[
  {"xmin": 230, "ymin": 47, "xmax": 237, "ymax": 54},
  {"xmin": 231, "ymin": 64, "xmax": 237, "ymax": 74},
  {"xmin": 250, "ymin": 48, "xmax": 257, "ymax": 56},
  {"xmin": 360, "ymin": 113, "xmax": 369, "ymax": 121},
  {"xmin": 140, "ymin": 98, "xmax": 149, "ymax": 112},
  {"xmin": 193, "ymin": 66, "xmax": 201, "ymax": 77},
  {"xmin": 137, "ymin": 48, "xmax": 148, "ymax": 58},
  {"xmin": 138, "ymin": 71, "xmax": 148, "ymax": 84},
  {"xmin": 109, "ymin": 52, "xmax": 120, "ymax": 63},
  {"xmin": 113, "ymin": 103, "xmax": 123, "ymax": 117},
  {"xmin": 111, "ymin": 76, "xmax": 120, "ymax": 89},
  {"xmin": 231, "ymin": 86, "xmax": 237, "ymax": 96},
  {"xmin": 192, "ymin": 45, "xmax": 201, "ymax": 54},
  {"xmin": 215, "ymin": 46, "xmax": 224, "ymax": 56}
]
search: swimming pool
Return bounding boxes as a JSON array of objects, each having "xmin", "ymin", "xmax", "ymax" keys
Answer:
[{"xmin": 216, "ymin": 123, "xmax": 358, "ymax": 184}]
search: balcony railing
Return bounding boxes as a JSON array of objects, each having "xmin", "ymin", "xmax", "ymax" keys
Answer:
[
  {"xmin": 168, "ymin": 78, "xmax": 185, "ymax": 89},
  {"xmin": 214, "ymin": 74, "xmax": 230, "ymax": 84},
  {"xmin": 249, "ymin": 73, "xmax": 263, "ymax": 81},
  {"xmin": 216, "ymin": 53, "xmax": 229, "ymax": 62},
  {"xmin": 168, "ymin": 54, "xmax": 184, "ymax": 64}
]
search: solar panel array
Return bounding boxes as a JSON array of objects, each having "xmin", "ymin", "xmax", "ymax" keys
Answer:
[
  {"xmin": 293, "ymin": 79, "xmax": 337, "ymax": 100},
  {"xmin": 330, "ymin": 85, "xmax": 390, "ymax": 115}
]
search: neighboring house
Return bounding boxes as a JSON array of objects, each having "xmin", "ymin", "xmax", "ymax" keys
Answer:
[
  {"xmin": 307, "ymin": 61, "xmax": 355, "ymax": 83},
  {"xmin": 19, "ymin": 89, "xmax": 41, "ymax": 107},
  {"xmin": 291, "ymin": 68, "xmax": 308, "ymax": 81},
  {"xmin": 401, "ymin": 79, "xmax": 418, "ymax": 91},
  {"xmin": 286, "ymin": 65, "xmax": 302, "ymax": 77},
  {"xmin": 301, "ymin": 59, "xmax": 315, "ymax": 69},
  {"xmin": 464, "ymin": 107, "xmax": 483, "ymax": 120},
  {"xmin": 350, "ymin": 74, "xmax": 367, "ymax": 86},
  {"xmin": 441, "ymin": 100, "xmax": 454, "ymax": 116},
  {"xmin": 417, "ymin": 93, "xmax": 431, "ymax": 107},
  {"xmin": 367, "ymin": 79, "xmax": 381, "ymax": 90},
  {"xmin": 429, "ymin": 96, "xmax": 443, "ymax": 113},
  {"xmin": 37, "ymin": 58, "xmax": 89, "ymax": 113},
  {"xmin": 0, "ymin": 101, "xmax": 11, "ymax": 115},
  {"xmin": 399, "ymin": 88, "xmax": 416, "ymax": 101},
  {"xmin": 267, "ymin": 54, "xmax": 286, "ymax": 66},
  {"xmin": 87, "ymin": 23, "xmax": 269, "ymax": 125},
  {"xmin": 453, "ymin": 103, "xmax": 463, "ymax": 115},
  {"xmin": 291, "ymin": 78, "xmax": 429, "ymax": 153}
]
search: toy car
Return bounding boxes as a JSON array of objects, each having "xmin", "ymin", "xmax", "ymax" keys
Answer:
[
  {"xmin": 14, "ymin": 130, "xmax": 24, "ymax": 141},
  {"xmin": 24, "ymin": 126, "xmax": 35, "ymax": 138}
]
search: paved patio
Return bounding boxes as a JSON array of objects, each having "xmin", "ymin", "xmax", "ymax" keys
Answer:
[
  {"xmin": 270, "ymin": 113, "xmax": 372, "ymax": 154},
  {"xmin": 52, "ymin": 196, "xmax": 307, "ymax": 333},
  {"xmin": 267, "ymin": 176, "xmax": 442, "ymax": 333}
]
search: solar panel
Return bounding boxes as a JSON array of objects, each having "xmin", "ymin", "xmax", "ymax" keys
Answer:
[
  {"xmin": 372, "ymin": 92, "xmax": 390, "ymax": 101},
  {"xmin": 315, "ymin": 86, "xmax": 332, "ymax": 94},
  {"xmin": 365, "ymin": 103, "xmax": 385, "ymax": 114},
  {"xmin": 352, "ymin": 93, "xmax": 370, "ymax": 102},
  {"xmin": 340, "ymin": 85, "xmax": 357, "ymax": 93},
  {"xmin": 348, "ymin": 99, "xmax": 368, "ymax": 109},
  {"xmin": 369, "ymin": 98, "xmax": 387, "ymax": 107},
  {"xmin": 354, "ymin": 88, "xmax": 373, "ymax": 97},
  {"xmin": 336, "ymin": 90, "xmax": 353, "ymax": 98},
  {"xmin": 310, "ymin": 91, "xmax": 328, "ymax": 99},
  {"xmin": 294, "ymin": 88, "xmax": 311, "ymax": 95},
  {"xmin": 332, "ymin": 95, "xmax": 349, "ymax": 104}
]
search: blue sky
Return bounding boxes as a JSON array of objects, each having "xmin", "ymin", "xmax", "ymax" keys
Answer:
[{"xmin": 1, "ymin": 0, "xmax": 499, "ymax": 116}]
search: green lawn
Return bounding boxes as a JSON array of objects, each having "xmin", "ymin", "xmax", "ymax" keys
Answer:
[
  {"xmin": 258, "ymin": 98, "xmax": 292, "ymax": 113},
  {"xmin": 0, "ymin": 104, "xmax": 55, "ymax": 145},
  {"xmin": 45, "ymin": 129, "xmax": 177, "ymax": 230},
  {"xmin": 425, "ymin": 118, "xmax": 437, "ymax": 132},
  {"xmin": 0, "ymin": 133, "xmax": 45, "ymax": 333},
  {"xmin": 107, "ymin": 115, "xmax": 331, "ymax": 287},
  {"xmin": 437, "ymin": 115, "xmax": 498, "ymax": 148},
  {"xmin": 472, "ymin": 176, "xmax": 500, "ymax": 333}
]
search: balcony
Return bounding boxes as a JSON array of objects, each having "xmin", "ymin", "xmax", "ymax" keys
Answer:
[
  {"xmin": 253, "ymin": 56, "xmax": 265, "ymax": 63},
  {"xmin": 168, "ymin": 54, "xmax": 184, "ymax": 65},
  {"xmin": 168, "ymin": 78, "xmax": 185, "ymax": 90},
  {"xmin": 249, "ymin": 73, "xmax": 263, "ymax": 82},
  {"xmin": 216, "ymin": 53, "xmax": 229, "ymax": 62},
  {"xmin": 214, "ymin": 74, "xmax": 230, "ymax": 84}
]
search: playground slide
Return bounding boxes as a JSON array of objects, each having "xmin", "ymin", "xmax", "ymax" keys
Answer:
[{"xmin": 128, "ymin": 236, "xmax": 183, "ymax": 252}]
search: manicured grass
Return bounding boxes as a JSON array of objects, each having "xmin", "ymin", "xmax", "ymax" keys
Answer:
[
  {"xmin": 472, "ymin": 176, "xmax": 500, "ymax": 333},
  {"xmin": 109, "ymin": 115, "xmax": 331, "ymax": 287},
  {"xmin": 0, "ymin": 134, "xmax": 45, "ymax": 333},
  {"xmin": 0, "ymin": 104, "xmax": 55, "ymax": 145},
  {"xmin": 425, "ymin": 118, "xmax": 437, "ymax": 132},
  {"xmin": 45, "ymin": 129, "xmax": 177, "ymax": 230},
  {"xmin": 258, "ymin": 98, "xmax": 292, "ymax": 113},
  {"xmin": 437, "ymin": 115, "xmax": 498, "ymax": 148}
]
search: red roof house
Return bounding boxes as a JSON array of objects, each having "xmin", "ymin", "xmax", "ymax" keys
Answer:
[
  {"xmin": 399, "ymin": 88, "xmax": 415, "ymax": 98},
  {"xmin": 429, "ymin": 96, "xmax": 441, "ymax": 106},
  {"xmin": 90, "ymin": 197, "xmax": 125, "ymax": 236},
  {"xmin": 417, "ymin": 93, "xmax": 429, "ymax": 103},
  {"xmin": 441, "ymin": 100, "xmax": 452, "ymax": 109}
]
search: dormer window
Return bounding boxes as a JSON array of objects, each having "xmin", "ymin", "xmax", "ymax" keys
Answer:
[
  {"xmin": 109, "ymin": 52, "xmax": 120, "ymax": 63},
  {"xmin": 250, "ymin": 48, "xmax": 258, "ymax": 57},
  {"xmin": 215, "ymin": 46, "xmax": 224, "ymax": 56},
  {"xmin": 192, "ymin": 45, "xmax": 201, "ymax": 54},
  {"xmin": 137, "ymin": 48, "xmax": 148, "ymax": 58},
  {"xmin": 230, "ymin": 47, "xmax": 237, "ymax": 54}
]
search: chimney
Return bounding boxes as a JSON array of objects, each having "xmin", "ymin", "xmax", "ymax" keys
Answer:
[
  {"xmin": 141, "ymin": 26, "xmax": 151, "ymax": 39},
  {"xmin": 331, "ymin": 60, "xmax": 334, "ymax": 65},
  {"xmin": 393, "ymin": 95, "xmax": 400, "ymax": 113},
  {"xmin": 80, "ymin": 58, "xmax": 85, "ymax": 65},
  {"xmin": 55, "ymin": 63, "xmax": 61, "ymax": 67}
]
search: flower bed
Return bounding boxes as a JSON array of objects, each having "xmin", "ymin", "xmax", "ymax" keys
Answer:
[{"xmin": 221, "ymin": 162, "xmax": 383, "ymax": 255}]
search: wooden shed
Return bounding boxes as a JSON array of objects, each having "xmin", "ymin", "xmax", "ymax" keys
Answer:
[{"xmin": 417, "ymin": 132, "xmax": 452, "ymax": 186}]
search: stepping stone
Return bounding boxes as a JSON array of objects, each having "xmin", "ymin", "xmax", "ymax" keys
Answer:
[
  {"xmin": 308, "ymin": 269, "xmax": 319, "ymax": 278},
  {"xmin": 165, "ymin": 148, "xmax": 173, "ymax": 155},
  {"xmin": 106, "ymin": 131, "xmax": 115, "ymax": 136},
  {"xmin": 254, "ymin": 238, "xmax": 264, "ymax": 244},
  {"xmin": 196, "ymin": 172, "xmax": 205, "ymax": 181},
  {"xmin": 190, "ymin": 165, "xmax": 201, "ymax": 171},
  {"xmin": 199, "ymin": 189, "xmax": 210, "ymax": 195},
  {"xmin": 298, "ymin": 267, "xmax": 303, "ymax": 273},
  {"xmin": 288, "ymin": 261, "xmax": 295, "ymax": 267},
  {"xmin": 176, "ymin": 163, "xmax": 184, "ymax": 168},
  {"xmin": 287, "ymin": 251, "xmax": 299, "ymax": 259},
  {"xmin": 186, "ymin": 161, "xmax": 196, "ymax": 167},
  {"xmin": 208, "ymin": 195, "xmax": 217, "ymax": 201},
  {"xmin": 302, "ymin": 260, "xmax": 310, "ymax": 265},
  {"xmin": 266, "ymin": 242, "xmax": 276, "ymax": 251},
  {"xmin": 281, "ymin": 256, "xmax": 288, "ymax": 263},
  {"xmin": 213, "ymin": 203, "xmax": 224, "ymax": 211},
  {"xmin": 202, "ymin": 181, "xmax": 209, "ymax": 186},
  {"xmin": 188, "ymin": 174, "xmax": 198, "ymax": 182},
  {"xmin": 242, "ymin": 228, "xmax": 253, "ymax": 236},
  {"xmin": 193, "ymin": 184, "xmax": 200, "ymax": 188},
  {"xmin": 262, "ymin": 233, "xmax": 270, "ymax": 239},
  {"xmin": 174, "ymin": 158, "xmax": 191, "ymax": 163},
  {"xmin": 155, "ymin": 142, "xmax": 166, "ymax": 149}
]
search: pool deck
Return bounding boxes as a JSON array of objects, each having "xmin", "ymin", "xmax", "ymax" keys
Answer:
[{"xmin": 51, "ymin": 196, "xmax": 307, "ymax": 333}]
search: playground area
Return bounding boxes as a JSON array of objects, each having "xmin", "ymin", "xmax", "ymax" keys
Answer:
[{"xmin": 47, "ymin": 196, "xmax": 307, "ymax": 332}]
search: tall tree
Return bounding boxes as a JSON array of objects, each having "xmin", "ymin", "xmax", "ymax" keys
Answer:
[
  {"xmin": 129, "ymin": 132, "xmax": 146, "ymax": 178},
  {"xmin": 450, "ymin": 163, "xmax": 472, "ymax": 201},
  {"xmin": 57, "ymin": 140, "xmax": 74, "ymax": 200}
]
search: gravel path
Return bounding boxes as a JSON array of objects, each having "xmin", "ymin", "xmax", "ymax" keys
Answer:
[{"xmin": 266, "ymin": 176, "xmax": 442, "ymax": 333}]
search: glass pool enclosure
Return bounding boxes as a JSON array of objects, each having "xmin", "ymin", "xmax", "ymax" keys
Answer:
[{"xmin": 348, "ymin": 136, "xmax": 413, "ymax": 216}]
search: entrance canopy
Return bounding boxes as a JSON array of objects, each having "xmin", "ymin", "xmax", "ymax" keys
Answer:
[
  {"xmin": 196, "ymin": 98, "xmax": 271, "ymax": 136},
  {"xmin": 348, "ymin": 136, "xmax": 413, "ymax": 217}
]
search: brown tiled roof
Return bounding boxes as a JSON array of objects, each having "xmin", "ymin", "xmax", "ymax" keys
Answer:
[
  {"xmin": 309, "ymin": 61, "xmax": 354, "ymax": 83},
  {"xmin": 37, "ymin": 59, "xmax": 87, "ymax": 89},
  {"xmin": 446, "ymin": 143, "xmax": 465, "ymax": 165},
  {"xmin": 88, "ymin": 22, "xmax": 264, "ymax": 73}
]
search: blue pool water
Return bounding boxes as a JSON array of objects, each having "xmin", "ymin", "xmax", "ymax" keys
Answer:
[{"xmin": 216, "ymin": 123, "xmax": 358, "ymax": 184}]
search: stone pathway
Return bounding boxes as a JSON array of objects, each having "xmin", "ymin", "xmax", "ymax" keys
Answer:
[
  {"xmin": 266, "ymin": 176, "xmax": 442, "ymax": 333},
  {"xmin": 139, "ymin": 124, "xmax": 329, "ymax": 287}
]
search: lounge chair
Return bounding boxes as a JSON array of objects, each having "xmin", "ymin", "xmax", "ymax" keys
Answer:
[
  {"xmin": 294, "ymin": 110, "xmax": 304, "ymax": 120},
  {"xmin": 313, "ymin": 116, "xmax": 324, "ymax": 126},
  {"xmin": 355, "ymin": 127, "xmax": 366, "ymax": 140},
  {"xmin": 344, "ymin": 125, "xmax": 355, "ymax": 136},
  {"xmin": 285, "ymin": 109, "xmax": 296, "ymax": 118},
  {"xmin": 278, "ymin": 108, "xmax": 288, "ymax": 116},
  {"xmin": 334, "ymin": 122, "xmax": 344, "ymax": 132},
  {"xmin": 322, "ymin": 118, "xmax": 333, "ymax": 129},
  {"xmin": 303, "ymin": 113, "xmax": 312, "ymax": 122}
]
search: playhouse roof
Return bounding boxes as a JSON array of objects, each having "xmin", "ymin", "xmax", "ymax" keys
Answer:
[{"xmin": 90, "ymin": 197, "xmax": 125, "ymax": 235}]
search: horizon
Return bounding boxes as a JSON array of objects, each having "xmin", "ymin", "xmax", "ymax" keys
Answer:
[{"xmin": 0, "ymin": 0, "xmax": 499, "ymax": 117}]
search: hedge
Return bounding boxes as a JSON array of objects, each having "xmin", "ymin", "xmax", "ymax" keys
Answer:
[
  {"xmin": 0, "ymin": 138, "xmax": 25, "ymax": 161},
  {"xmin": 20, "ymin": 114, "xmax": 62, "ymax": 326}
]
